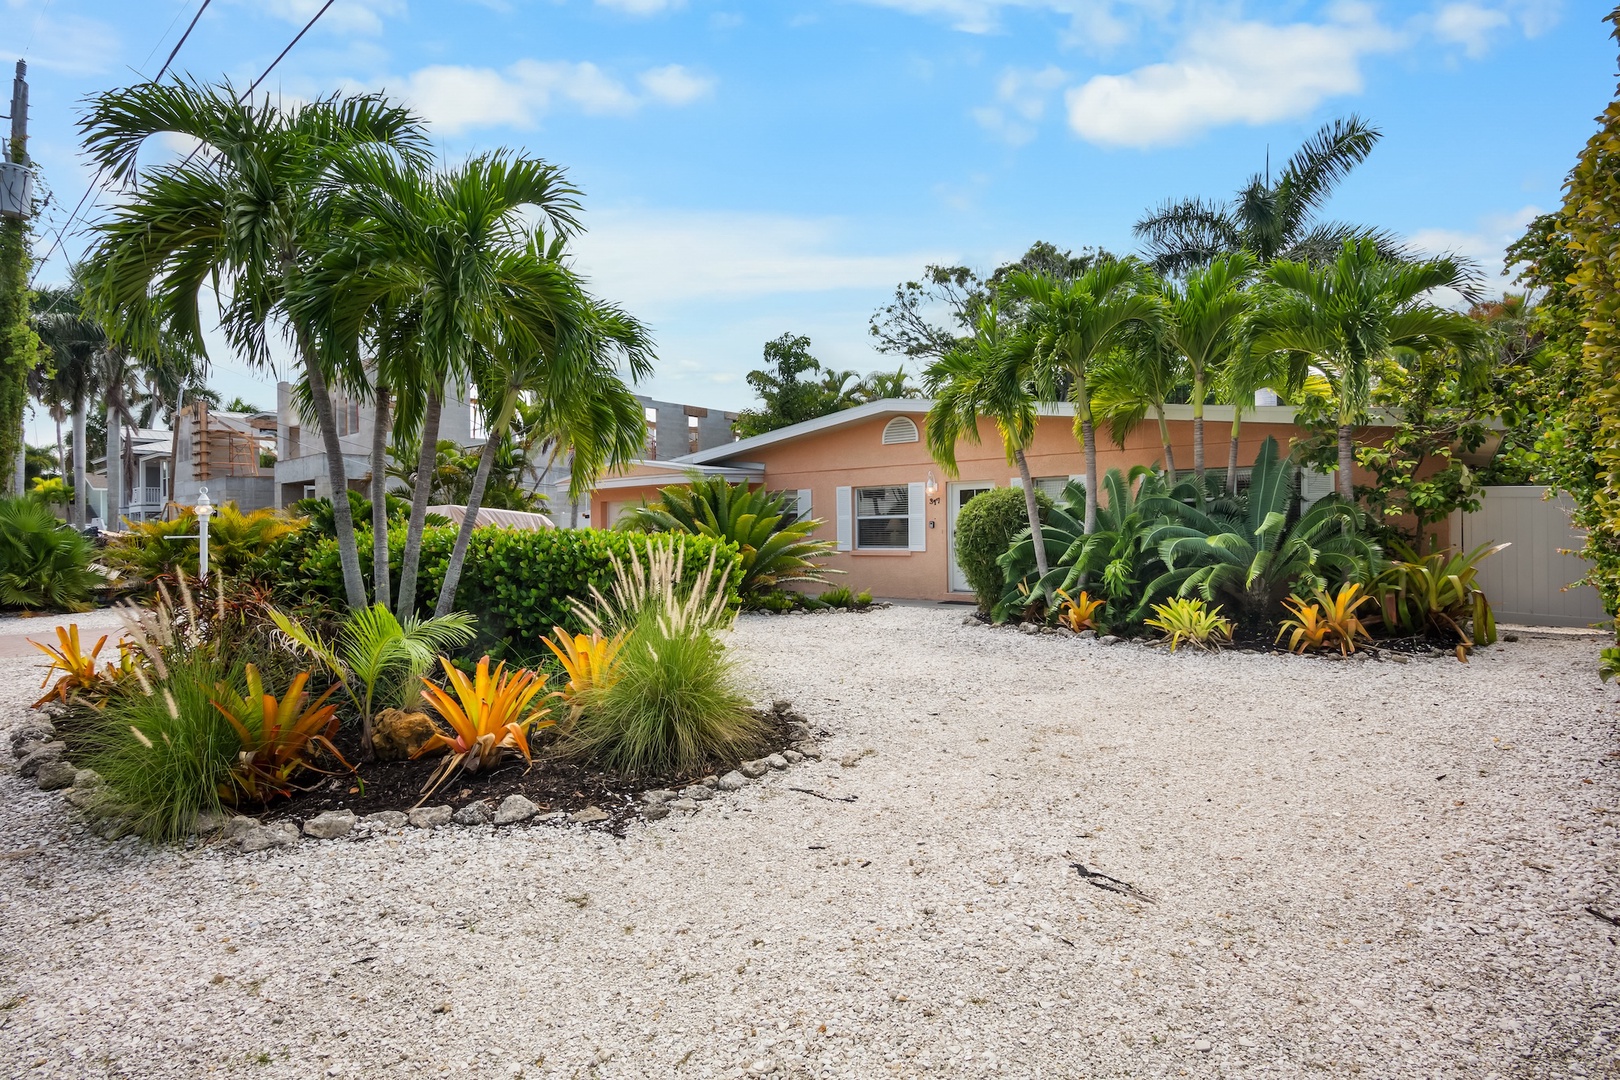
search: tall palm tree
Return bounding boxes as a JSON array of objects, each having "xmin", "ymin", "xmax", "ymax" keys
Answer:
[
  {"xmin": 31, "ymin": 282, "xmax": 102, "ymax": 527},
  {"xmin": 1212, "ymin": 343, "xmax": 1286, "ymax": 494},
  {"xmin": 1256, "ymin": 239, "xmax": 1482, "ymax": 500},
  {"xmin": 1089, "ymin": 325, "xmax": 1183, "ymax": 479},
  {"xmin": 1157, "ymin": 252, "xmax": 1255, "ymax": 479},
  {"xmin": 433, "ymin": 293, "xmax": 651, "ymax": 618},
  {"xmin": 1002, "ymin": 260, "xmax": 1160, "ymax": 534},
  {"xmin": 924, "ymin": 304, "xmax": 1049, "ymax": 579},
  {"xmin": 78, "ymin": 80, "xmax": 431, "ymax": 607},
  {"xmin": 1135, "ymin": 116, "xmax": 1400, "ymax": 275},
  {"xmin": 301, "ymin": 149, "xmax": 584, "ymax": 620}
]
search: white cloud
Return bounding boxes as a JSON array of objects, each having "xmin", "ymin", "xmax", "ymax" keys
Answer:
[
  {"xmin": 856, "ymin": 0, "xmax": 1154, "ymax": 47},
  {"xmin": 253, "ymin": 0, "xmax": 404, "ymax": 36},
  {"xmin": 1434, "ymin": 3, "xmax": 1511, "ymax": 57},
  {"xmin": 972, "ymin": 65, "xmax": 1067, "ymax": 145},
  {"xmin": 1065, "ymin": 6, "xmax": 1404, "ymax": 148},
  {"xmin": 1407, "ymin": 204, "xmax": 1542, "ymax": 304},
  {"xmin": 596, "ymin": 0, "xmax": 686, "ymax": 13},
  {"xmin": 567, "ymin": 209, "xmax": 950, "ymax": 310},
  {"xmin": 638, "ymin": 65, "xmax": 716, "ymax": 106},
  {"xmin": 388, "ymin": 59, "xmax": 711, "ymax": 135},
  {"xmin": 0, "ymin": 13, "xmax": 120, "ymax": 76}
]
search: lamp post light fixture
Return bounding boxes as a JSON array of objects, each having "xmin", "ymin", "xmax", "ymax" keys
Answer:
[
  {"xmin": 925, "ymin": 471, "xmax": 940, "ymax": 505},
  {"xmin": 195, "ymin": 487, "xmax": 213, "ymax": 580}
]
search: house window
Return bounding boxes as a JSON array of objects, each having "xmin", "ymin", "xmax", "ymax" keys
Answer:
[
  {"xmin": 1033, "ymin": 476, "xmax": 1072, "ymax": 500},
  {"xmin": 855, "ymin": 485, "xmax": 909, "ymax": 549},
  {"xmin": 881, "ymin": 417, "xmax": 919, "ymax": 445}
]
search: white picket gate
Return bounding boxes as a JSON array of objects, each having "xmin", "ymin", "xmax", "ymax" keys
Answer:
[{"xmin": 1451, "ymin": 486, "xmax": 1608, "ymax": 628}]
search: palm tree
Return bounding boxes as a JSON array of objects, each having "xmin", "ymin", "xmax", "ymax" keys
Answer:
[
  {"xmin": 1157, "ymin": 252, "xmax": 1255, "ymax": 479},
  {"xmin": 1211, "ymin": 343, "xmax": 1285, "ymax": 494},
  {"xmin": 1256, "ymin": 240, "xmax": 1483, "ymax": 500},
  {"xmin": 301, "ymin": 149, "xmax": 585, "ymax": 620},
  {"xmin": 31, "ymin": 282, "xmax": 101, "ymax": 527},
  {"xmin": 924, "ymin": 304, "xmax": 1049, "ymax": 579},
  {"xmin": 1135, "ymin": 116, "xmax": 1400, "ymax": 275},
  {"xmin": 1089, "ymin": 325, "xmax": 1183, "ymax": 479},
  {"xmin": 1002, "ymin": 260, "xmax": 1160, "ymax": 534},
  {"xmin": 434, "ymin": 294, "xmax": 651, "ymax": 618},
  {"xmin": 78, "ymin": 80, "xmax": 431, "ymax": 608}
]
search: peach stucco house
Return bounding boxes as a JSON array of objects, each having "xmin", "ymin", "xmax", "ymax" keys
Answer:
[{"xmin": 589, "ymin": 399, "xmax": 1402, "ymax": 603}]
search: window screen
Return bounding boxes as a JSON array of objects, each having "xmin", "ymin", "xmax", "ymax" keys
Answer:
[{"xmin": 855, "ymin": 485, "xmax": 909, "ymax": 549}]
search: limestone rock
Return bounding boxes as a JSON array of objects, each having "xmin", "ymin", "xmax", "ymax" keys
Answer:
[
  {"xmin": 221, "ymin": 815, "xmax": 260, "ymax": 842},
  {"xmin": 408, "ymin": 805, "xmax": 453, "ymax": 829},
  {"xmin": 17, "ymin": 741, "xmax": 65, "ymax": 778},
  {"xmin": 303, "ymin": 810, "xmax": 356, "ymax": 840},
  {"xmin": 64, "ymin": 787, "xmax": 101, "ymax": 809},
  {"xmin": 193, "ymin": 810, "xmax": 230, "ymax": 834},
  {"xmin": 641, "ymin": 803, "xmax": 671, "ymax": 822},
  {"xmin": 11, "ymin": 720, "xmax": 56, "ymax": 758},
  {"xmin": 371, "ymin": 709, "xmax": 438, "ymax": 762},
  {"xmin": 717, "ymin": 771, "xmax": 748, "ymax": 791},
  {"xmin": 72, "ymin": 768, "xmax": 102, "ymax": 789},
  {"xmin": 667, "ymin": 798, "xmax": 699, "ymax": 814},
  {"xmin": 35, "ymin": 760, "xmax": 78, "ymax": 791},
  {"xmin": 765, "ymin": 753, "xmax": 789, "ymax": 771},
  {"xmin": 494, "ymin": 795, "xmax": 539, "ymax": 825},
  {"xmin": 453, "ymin": 803, "xmax": 492, "ymax": 826},
  {"xmin": 640, "ymin": 789, "xmax": 676, "ymax": 805},
  {"xmin": 681, "ymin": 785, "xmax": 714, "ymax": 801},
  {"xmin": 782, "ymin": 750, "xmax": 804, "ymax": 764},
  {"xmin": 739, "ymin": 760, "xmax": 769, "ymax": 779},
  {"xmin": 569, "ymin": 806, "xmax": 610, "ymax": 824},
  {"xmin": 241, "ymin": 826, "xmax": 296, "ymax": 853},
  {"xmin": 365, "ymin": 810, "xmax": 408, "ymax": 830}
]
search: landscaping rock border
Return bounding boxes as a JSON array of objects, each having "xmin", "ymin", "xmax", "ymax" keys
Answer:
[{"xmin": 8, "ymin": 703, "xmax": 825, "ymax": 853}]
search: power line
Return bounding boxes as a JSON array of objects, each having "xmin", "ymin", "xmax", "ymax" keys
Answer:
[{"xmin": 30, "ymin": 0, "xmax": 338, "ymax": 287}]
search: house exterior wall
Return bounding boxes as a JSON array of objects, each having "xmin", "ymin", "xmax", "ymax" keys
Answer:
[{"xmin": 593, "ymin": 405, "xmax": 1397, "ymax": 603}]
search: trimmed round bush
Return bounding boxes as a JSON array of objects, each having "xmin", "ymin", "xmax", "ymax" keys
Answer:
[{"xmin": 953, "ymin": 486, "xmax": 1051, "ymax": 614}]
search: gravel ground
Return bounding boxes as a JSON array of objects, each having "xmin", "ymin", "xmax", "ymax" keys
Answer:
[{"xmin": 1, "ymin": 605, "xmax": 1618, "ymax": 1079}]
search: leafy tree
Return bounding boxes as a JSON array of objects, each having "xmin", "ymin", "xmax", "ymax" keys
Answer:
[
  {"xmin": 31, "ymin": 279, "xmax": 102, "ymax": 526},
  {"xmin": 1135, "ymin": 116, "xmax": 1401, "ymax": 275},
  {"xmin": 1254, "ymin": 240, "xmax": 1482, "ymax": 501},
  {"xmin": 734, "ymin": 334, "xmax": 841, "ymax": 438},
  {"xmin": 79, "ymin": 80, "xmax": 431, "ymax": 610}
]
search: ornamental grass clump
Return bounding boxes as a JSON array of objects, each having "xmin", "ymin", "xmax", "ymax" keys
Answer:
[{"xmin": 564, "ymin": 538, "xmax": 763, "ymax": 777}]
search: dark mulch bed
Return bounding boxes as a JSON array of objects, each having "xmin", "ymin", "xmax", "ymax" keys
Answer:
[{"xmin": 258, "ymin": 700, "xmax": 811, "ymax": 836}]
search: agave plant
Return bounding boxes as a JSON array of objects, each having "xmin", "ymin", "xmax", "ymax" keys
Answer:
[
  {"xmin": 0, "ymin": 496, "xmax": 101, "ymax": 612},
  {"xmin": 416, "ymin": 655, "xmax": 554, "ymax": 799},
  {"xmin": 210, "ymin": 665, "xmax": 349, "ymax": 805},
  {"xmin": 1145, "ymin": 437, "xmax": 1379, "ymax": 627},
  {"xmin": 1144, "ymin": 597, "xmax": 1232, "ymax": 651},
  {"xmin": 616, "ymin": 476, "xmax": 837, "ymax": 602},
  {"xmin": 270, "ymin": 603, "xmax": 477, "ymax": 754},
  {"xmin": 999, "ymin": 466, "xmax": 1200, "ymax": 624},
  {"xmin": 1373, "ymin": 541, "xmax": 1507, "ymax": 648}
]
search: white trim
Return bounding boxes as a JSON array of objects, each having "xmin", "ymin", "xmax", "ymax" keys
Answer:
[
  {"xmin": 590, "ymin": 460, "xmax": 764, "ymax": 491},
  {"xmin": 907, "ymin": 481, "xmax": 926, "ymax": 552},
  {"xmin": 835, "ymin": 486, "xmax": 852, "ymax": 551},
  {"xmin": 796, "ymin": 488, "xmax": 812, "ymax": 522}
]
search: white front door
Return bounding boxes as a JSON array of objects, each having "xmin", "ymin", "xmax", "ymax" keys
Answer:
[{"xmin": 947, "ymin": 482, "xmax": 995, "ymax": 593}]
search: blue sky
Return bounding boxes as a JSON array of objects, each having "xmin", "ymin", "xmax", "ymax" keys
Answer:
[{"xmin": 3, "ymin": 0, "xmax": 1614, "ymax": 443}]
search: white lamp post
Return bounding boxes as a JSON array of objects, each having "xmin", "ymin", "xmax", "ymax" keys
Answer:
[{"xmin": 195, "ymin": 487, "xmax": 213, "ymax": 580}]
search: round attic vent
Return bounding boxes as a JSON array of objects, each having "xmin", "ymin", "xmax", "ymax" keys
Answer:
[{"xmin": 881, "ymin": 416, "xmax": 919, "ymax": 445}]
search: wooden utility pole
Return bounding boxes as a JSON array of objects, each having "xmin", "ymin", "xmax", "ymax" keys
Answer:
[{"xmin": 0, "ymin": 59, "xmax": 32, "ymax": 496}]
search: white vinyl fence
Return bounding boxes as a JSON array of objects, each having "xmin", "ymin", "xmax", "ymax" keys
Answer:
[{"xmin": 1452, "ymin": 486, "xmax": 1608, "ymax": 628}]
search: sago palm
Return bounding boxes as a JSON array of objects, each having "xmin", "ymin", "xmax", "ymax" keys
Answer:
[
  {"xmin": 1255, "ymin": 240, "xmax": 1483, "ymax": 500},
  {"xmin": 78, "ymin": 80, "xmax": 431, "ymax": 609}
]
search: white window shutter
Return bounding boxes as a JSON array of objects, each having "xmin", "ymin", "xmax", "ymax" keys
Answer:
[
  {"xmin": 907, "ymin": 481, "xmax": 926, "ymax": 551},
  {"xmin": 797, "ymin": 489, "xmax": 813, "ymax": 522},
  {"xmin": 835, "ymin": 486, "xmax": 852, "ymax": 551},
  {"xmin": 1009, "ymin": 477, "xmax": 1022, "ymax": 489},
  {"xmin": 1300, "ymin": 467, "xmax": 1335, "ymax": 509}
]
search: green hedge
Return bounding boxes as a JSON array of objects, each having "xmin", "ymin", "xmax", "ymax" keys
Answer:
[
  {"xmin": 256, "ymin": 526, "xmax": 742, "ymax": 662},
  {"xmin": 953, "ymin": 486, "xmax": 1051, "ymax": 615}
]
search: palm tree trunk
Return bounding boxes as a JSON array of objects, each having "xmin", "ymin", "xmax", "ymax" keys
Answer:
[
  {"xmin": 435, "ymin": 420, "xmax": 502, "ymax": 618},
  {"xmin": 1192, "ymin": 371, "xmax": 1205, "ymax": 481},
  {"xmin": 298, "ymin": 335, "xmax": 367, "ymax": 610},
  {"xmin": 370, "ymin": 387, "xmax": 392, "ymax": 609},
  {"xmin": 71, "ymin": 398, "xmax": 86, "ymax": 528},
  {"xmin": 1078, "ymin": 419, "xmax": 1098, "ymax": 535},
  {"xmin": 1227, "ymin": 413, "xmax": 1243, "ymax": 494},
  {"xmin": 1337, "ymin": 422, "xmax": 1355, "ymax": 501},
  {"xmin": 1155, "ymin": 407, "xmax": 1176, "ymax": 480},
  {"xmin": 395, "ymin": 389, "xmax": 443, "ymax": 619},
  {"xmin": 1012, "ymin": 446, "xmax": 1049, "ymax": 580},
  {"xmin": 105, "ymin": 402, "xmax": 121, "ymax": 528}
]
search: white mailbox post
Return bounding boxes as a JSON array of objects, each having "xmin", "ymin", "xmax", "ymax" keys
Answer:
[{"xmin": 195, "ymin": 487, "xmax": 213, "ymax": 579}]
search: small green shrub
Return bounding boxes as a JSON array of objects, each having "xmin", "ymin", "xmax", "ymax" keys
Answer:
[
  {"xmin": 819, "ymin": 586, "xmax": 855, "ymax": 609},
  {"xmin": 106, "ymin": 504, "xmax": 302, "ymax": 581},
  {"xmin": 0, "ymin": 496, "xmax": 100, "ymax": 612},
  {"xmin": 566, "ymin": 610, "xmax": 762, "ymax": 777},
  {"xmin": 953, "ymin": 486, "xmax": 1052, "ymax": 615},
  {"xmin": 753, "ymin": 590, "xmax": 798, "ymax": 613},
  {"xmin": 79, "ymin": 652, "xmax": 238, "ymax": 840},
  {"xmin": 1143, "ymin": 597, "xmax": 1233, "ymax": 652}
]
